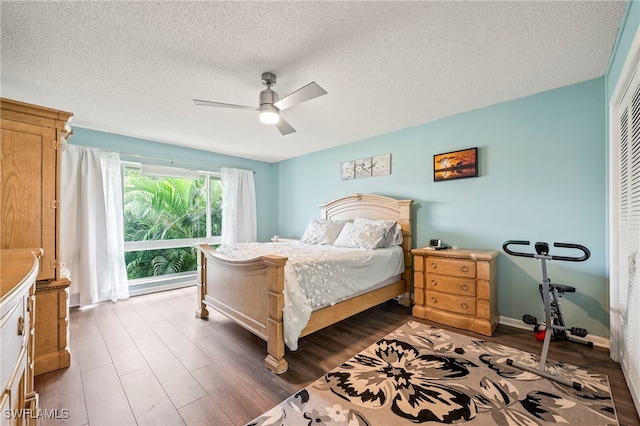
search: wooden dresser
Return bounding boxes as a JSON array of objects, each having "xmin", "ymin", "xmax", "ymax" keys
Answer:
[
  {"xmin": 1, "ymin": 98, "xmax": 73, "ymax": 375},
  {"xmin": 1, "ymin": 249, "xmax": 40, "ymax": 424},
  {"xmin": 412, "ymin": 248, "xmax": 499, "ymax": 336}
]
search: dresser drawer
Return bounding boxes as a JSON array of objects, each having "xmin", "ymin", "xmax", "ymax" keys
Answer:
[
  {"xmin": 1, "ymin": 296, "xmax": 27, "ymax": 391},
  {"xmin": 425, "ymin": 273, "xmax": 476, "ymax": 296},
  {"xmin": 426, "ymin": 292, "xmax": 476, "ymax": 315},
  {"xmin": 424, "ymin": 257, "xmax": 476, "ymax": 278},
  {"xmin": 5, "ymin": 346, "xmax": 27, "ymax": 416}
]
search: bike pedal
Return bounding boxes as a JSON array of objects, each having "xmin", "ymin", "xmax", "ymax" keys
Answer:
[
  {"xmin": 522, "ymin": 314, "xmax": 538, "ymax": 325},
  {"xmin": 570, "ymin": 327, "xmax": 588, "ymax": 337}
]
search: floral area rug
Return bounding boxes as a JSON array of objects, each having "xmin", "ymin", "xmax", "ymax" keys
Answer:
[{"xmin": 248, "ymin": 321, "xmax": 618, "ymax": 425}]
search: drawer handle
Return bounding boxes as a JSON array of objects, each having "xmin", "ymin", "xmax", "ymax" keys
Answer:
[
  {"xmin": 461, "ymin": 303, "xmax": 469, "ymax": 310},
  {"xmin": 431, "ymin": 297, "xmax": 437, "ymax": 303},
  {"xmin": 461, "ymin": 266, "xmax": 469, "ymax": 273},
  {"xmin": 460, "ymin": 284, "xmax": 469, "ymax": 291},
  {"xmin": 431, "ymin": 280, "xmax": 437, "ymax": 286},
  {"xmin": 430, "ymin": 263, "xmax": 437, "ymax": 269},
  {"xmin": 17, "ymin": 316, "xmax": 25, "ymax": 336}
]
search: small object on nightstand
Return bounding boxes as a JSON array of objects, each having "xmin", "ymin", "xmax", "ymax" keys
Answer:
[{"xmin": 429, "ymin": 239, "xmax": 451, "ymax": 250}]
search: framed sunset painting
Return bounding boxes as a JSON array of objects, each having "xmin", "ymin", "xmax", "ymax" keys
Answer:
[{"xmin": 433, "ymin": 147, "xmax": 478, "ymax": 181}]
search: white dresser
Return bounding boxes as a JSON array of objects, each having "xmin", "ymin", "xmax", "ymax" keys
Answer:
[{"xmin": 1, "ymin": 249, "xmax": 39, "ymax": 425}]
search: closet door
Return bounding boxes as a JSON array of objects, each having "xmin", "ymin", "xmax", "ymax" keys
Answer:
[
  {"xmin": 1, "ymin": 122, "xmax": 57, "ymax": 281},
  {"xmin": 614, "ymin": 63, "xmax": 640, "ymax": 392}
]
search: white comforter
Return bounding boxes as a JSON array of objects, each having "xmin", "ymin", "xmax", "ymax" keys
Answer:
[{"xmin": 216, "ymin": 241, "xmax": 404, "ymax": 350}]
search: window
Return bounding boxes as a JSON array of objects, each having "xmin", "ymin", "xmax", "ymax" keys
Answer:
[{"xmin": 122, "ymin": 164, "xmax": 221, "ymax": 285}]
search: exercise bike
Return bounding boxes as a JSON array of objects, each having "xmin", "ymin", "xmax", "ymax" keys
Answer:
[{"xmin": 502, "ymin": 240, "xmax": 591, "ymax": 390}]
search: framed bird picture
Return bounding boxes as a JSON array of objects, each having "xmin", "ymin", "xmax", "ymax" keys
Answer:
[{"xmin": 433, "ymin": 147, "xmax": 478, "ymax": 182}]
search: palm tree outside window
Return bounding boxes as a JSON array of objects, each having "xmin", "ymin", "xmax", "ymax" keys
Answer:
[{"xmin": 121, "ymin": 164, "xmax": 222, "ymax": 290}]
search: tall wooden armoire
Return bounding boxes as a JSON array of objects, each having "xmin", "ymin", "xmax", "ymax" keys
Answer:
[{"xmin": 1, "ymin": 98, "xmax": 73, "ymax": 375}]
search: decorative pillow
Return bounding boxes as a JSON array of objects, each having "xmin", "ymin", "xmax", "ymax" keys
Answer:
[
  {"xmin": 333, "ymin": 222, "xmax": 388, "ymax": 249},
  {"xmin": 353, "ymin": 217, "xmax": 401, "ymax": 248},
  {"xmin": 300, "ymin": 220, "xmax": 347, "ymax": 245},
  {"xmin": 387, "ymin": 223, "xmax": 404, "ymax": 246}
]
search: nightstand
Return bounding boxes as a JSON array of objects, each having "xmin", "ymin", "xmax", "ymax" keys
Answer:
[{"xmin": 412, "ymin": 248, "xmax": 499, "ymax": 336}]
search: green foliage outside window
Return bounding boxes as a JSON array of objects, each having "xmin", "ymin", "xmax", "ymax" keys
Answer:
[
  {"xmin": 125, "ymin": 248, "xmax": 199, "ymax": 279},
  {"xmin": 123, "ymin": 169, "xmax": 222, "ymax": 279}
]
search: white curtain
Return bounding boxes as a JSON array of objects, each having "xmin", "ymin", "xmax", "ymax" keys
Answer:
[
  {"xmin": 221, "ymin": 167, "xmax": 257, "ymax": 245},
  {"xmin": 61, "ymin": 145, "xmax": 129, "ymax": 306}
]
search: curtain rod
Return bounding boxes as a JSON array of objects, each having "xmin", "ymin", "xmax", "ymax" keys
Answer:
[{"xmin": 118, "ymin": 151, "xmax": 254, "ymax": 173}]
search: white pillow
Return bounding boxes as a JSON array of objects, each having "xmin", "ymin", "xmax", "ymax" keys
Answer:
[
  {"xmin": 300, "ymin": 220, "xmax": 347, "ymax": 245},
  {"xmin": 353, "ymin": 217, "xmax": 402, "ymax": 248},
  {"xmin": 333, "ymin": 222, "xmax": 388, "ymax": 249}
]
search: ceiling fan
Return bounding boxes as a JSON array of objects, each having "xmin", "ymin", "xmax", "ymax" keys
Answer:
[{"xmin": 193, "ymin": 72, "xmax": 327, "ymax": 136}]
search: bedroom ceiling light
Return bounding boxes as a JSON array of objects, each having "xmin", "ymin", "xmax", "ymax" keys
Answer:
[
  {"xmin": 258, "ymin": 81, "xmax": 280, "ymax": 124},
  {"xmin": 259, "ymin": 104, "xmax": 280, "ymax": 124}
]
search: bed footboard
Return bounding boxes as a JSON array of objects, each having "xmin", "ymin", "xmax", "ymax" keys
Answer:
[{"xmin": 196, "ymin": 244, "xmax": 289, "ymax": 374}]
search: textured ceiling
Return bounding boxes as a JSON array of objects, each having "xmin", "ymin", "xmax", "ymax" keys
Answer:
[{"xmin": 0, "ymin": 1, "xmax": 626, "ymax": 163}]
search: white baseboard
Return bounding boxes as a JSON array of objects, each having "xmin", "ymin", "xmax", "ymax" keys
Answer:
[
  {"xmin": 499, "ymin": 316, "xmax": 610, "ymax": 349},
  {"xmin": 620, "ymin": 359, "xmax": 640, "ymax": 420},
  {"xmin": 69, "ymin": 279, "xmax": 196, "ymax": 307}
]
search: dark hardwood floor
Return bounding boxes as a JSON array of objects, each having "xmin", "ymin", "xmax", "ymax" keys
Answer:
[{"xmin": 35, "ymin": 286, "xmax": 639, "ymax": 425}]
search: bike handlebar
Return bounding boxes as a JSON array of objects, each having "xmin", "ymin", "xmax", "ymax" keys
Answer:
[{"xmin": 502, "ymin": 240, "xmax": 590, "ymax": 262}]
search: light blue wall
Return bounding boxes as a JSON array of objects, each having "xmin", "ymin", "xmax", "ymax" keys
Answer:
[
  {"xmin": 69, "ymin": 127, "xmax": 277, "ymax": 243},
  {"xmin": 606, "ymin": 0, "xmax": 639, "ymax": 101},
  {"xmin": 275, "ymin": 78, "xmax": 608, "ymax": 338}
]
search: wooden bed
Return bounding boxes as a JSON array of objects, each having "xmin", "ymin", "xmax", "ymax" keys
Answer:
[{"xmin": 195, "ymin": 193, "xmax": 413, "ymax": 374}]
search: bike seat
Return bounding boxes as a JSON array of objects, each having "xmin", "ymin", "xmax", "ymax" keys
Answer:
[{"xmin": 538, "ymin": 283, "xmax": 576, "ymax": 293}]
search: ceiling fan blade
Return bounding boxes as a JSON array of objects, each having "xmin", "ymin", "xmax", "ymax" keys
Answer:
[
  {"xmin": 193, "ymin": 99, "xmax": 257, "ymax": 110},
  {"xmin": 273, "ymin": 82, "xmax": 327, "ymax": 111},
  {"xmin": 274, "ymin": 117, "xmax": 296, "ymax": 135}
]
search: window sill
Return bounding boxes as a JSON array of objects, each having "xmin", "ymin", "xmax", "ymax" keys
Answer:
[{"xmin": 128, "ymin": 271, "xmax": 197, "ymax": 297}]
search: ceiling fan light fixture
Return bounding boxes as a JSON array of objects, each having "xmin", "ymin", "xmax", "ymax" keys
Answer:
[
  {"xmin": 194, "ymin": 72, "xmax": 327, "ymax": 135},
  {"xmin": 259, "ymin": 104, "xmax": 280, "ymax": 124}
]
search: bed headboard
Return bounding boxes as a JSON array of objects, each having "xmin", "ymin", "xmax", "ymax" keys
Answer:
[
  {"xmin": 319, "ymin": 193, "xmax": 414, "ymax": 290},
  {"xmin": 319, "ymin": 193, "xmax": 412, "ymax": 242}
]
